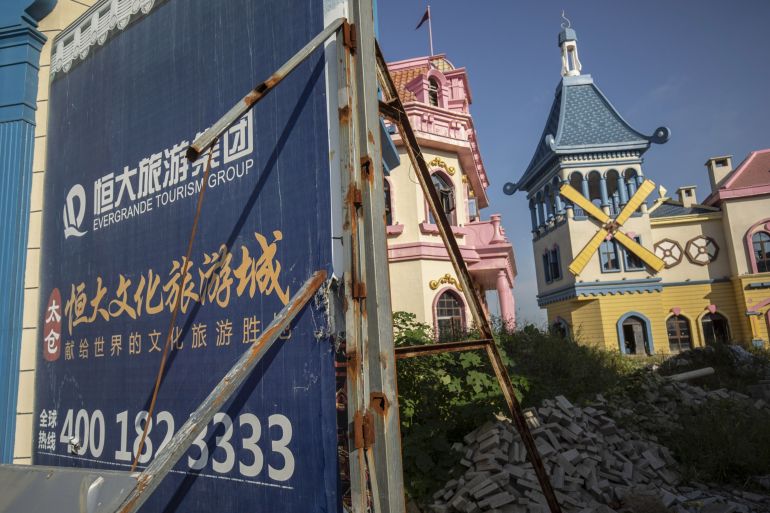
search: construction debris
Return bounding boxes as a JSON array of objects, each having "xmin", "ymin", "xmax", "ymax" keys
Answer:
[{"xmin": 430, "ymin": 372, "xmax": 770, "ymax": 513}]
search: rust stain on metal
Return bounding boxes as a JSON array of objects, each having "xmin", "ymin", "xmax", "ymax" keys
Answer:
[
  {"xmin": 360, "ymin": 155, "xmax": 373, "ymax": 184},
  {"xmin": 338, "ymin": 105, "xmax": 351, "ymax": 124},
  {"xmin": 367, "ymin": 130, "xmax": 375, "ymax": 145},
  {"xmin": 362, "ymin": 410, "xmax": 375, "ymax": 449},
  {"xmin": 370, "ymin": 392, "xmax": 389, "ymax": 417},
  {"xmin": 352, "ymin": 281, "xmax": 366, "ymax": 299},
  {"xmin": 352, "ymin": 410, "xmax": 364, "ymax": 449},
  {"xmin": 342, "ymin": 21, "xmax": 356, "ymax": 53},
  {"xmin": 347, "ymin": 348, "xmax": 360, "ymax": 381},
  {"xmin": 346, "ymin": 183, "xmax": 362, "ymax": 209}
]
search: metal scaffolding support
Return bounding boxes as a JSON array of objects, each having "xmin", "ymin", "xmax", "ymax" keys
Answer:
[
  {"xmin": 337, "ymin": 1, "xmax": 406, "ymax": 511},
  {"xmin": 375, "ymin": 43, "xmax": 563, "ymax": 513}
]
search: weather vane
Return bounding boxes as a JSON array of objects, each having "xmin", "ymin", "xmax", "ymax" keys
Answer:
[{"xmin": 561, "ymin": 10, "xmax": 571, "ymax": 29}]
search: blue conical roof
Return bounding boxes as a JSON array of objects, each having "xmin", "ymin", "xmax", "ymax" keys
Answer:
[{"xmin": 517, "ymin": 75, "xmax": 659, "ymax": 191}]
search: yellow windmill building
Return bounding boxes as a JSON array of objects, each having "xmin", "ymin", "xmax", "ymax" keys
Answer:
[{"xmin": 509, "ymin": 25, "xmax": 770, "ymax": 354}]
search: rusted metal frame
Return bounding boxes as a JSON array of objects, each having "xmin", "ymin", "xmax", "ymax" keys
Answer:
[
  {"xmin": 336, "ymin": 26, "xmax": 370, "ymax": 513},
  {"xmin": 186, "ymin": 17, "xmax": 347, "ymax": 161},
  {"xmin": 394, "ymin": 339, "xmax": 492, "ymax": 359},
  {"xmin": 346, "ymin": 2, "xmax": 406, "ymax": 512},
  {"xmin": 112, "ymin": 271, "xmax": 327, "ymax": 513},
  {"xmin": 374, "ymin": 43, "xmax": 563, "ymax": 513}
]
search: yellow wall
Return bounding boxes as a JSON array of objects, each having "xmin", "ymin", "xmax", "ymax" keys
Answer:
[
  {"xmin": 389, "ymin": 259, "xmax": 470, "ymax": 334},
  {"xmin": 14, "ymin": 0, "xmax": 97, "ymax": 465},
  {"xmin": 389, "ymin": 147, "xmax": 473, "ymax": 245},
  {"xmin": 547, "ymin": 281, "xmax": 746, "ymax": 353}
]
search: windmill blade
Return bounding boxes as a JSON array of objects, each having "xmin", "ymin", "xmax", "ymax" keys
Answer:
[
  {"xmin": 615, "ymin": 179, "xmax": 655, "ymax": 225},
  {"xmin": 569, "ymin": 228, "xmax": 609, "ymax": 276},
  {"xmin": 559, "ymin": 184, "xmax": 610, "ymax": 223},
  {"xmin": 614, "ymin": 230, "xmax": 665, "ymax": 272}
]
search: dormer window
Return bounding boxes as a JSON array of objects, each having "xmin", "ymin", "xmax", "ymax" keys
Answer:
[{"xmin": 428, "ymin": 78, "xmax": 439, "ymax": 107}]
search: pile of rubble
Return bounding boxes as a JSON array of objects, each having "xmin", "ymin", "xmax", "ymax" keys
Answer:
[{"xmin": 430, "ymin": 379, "xmax": 770, "ymax": 513}]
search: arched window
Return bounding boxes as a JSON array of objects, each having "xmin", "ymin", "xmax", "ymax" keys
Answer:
[
  {"xmin": 428, "ymin": 78, "xmax": 440, "ymax": 107},
  {"xmin": 429, "ymin": 173, "xmax": 456, "ymax": 225},
  {"xmin": 435, "ymin": 290, "xmax": 464, "ymax": 341},
  {"xmin": 666, "ymin": 315, "xmax": 692, "ymax": 352},
  {"xmin": 753, "ymin": 232, "xmax": 770, "ymax": 272},
  {"xmin": 702, "ymin": 313, "xmax": 730, "ymax": 346},
  {"xmin": 384, "ymin": 179, "xmax": 393, "ymax": 225}
]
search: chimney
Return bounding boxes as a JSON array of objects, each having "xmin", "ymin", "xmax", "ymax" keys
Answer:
[
  {"xmin": 676, "ymin": 186, "xmax": 697, "ymax": 207},
  {"xmin": 705, "ymin": 155, "xmax": 733, "ymax": 192}
]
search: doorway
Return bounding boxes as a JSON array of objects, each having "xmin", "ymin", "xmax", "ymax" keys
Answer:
[
  {"xmin": 702, "ymin": 313, "xmax": 730, "ymax": 346},
  {"xmin": 621, "ymin": 315, "xmax": 649, "ymax": 355}
]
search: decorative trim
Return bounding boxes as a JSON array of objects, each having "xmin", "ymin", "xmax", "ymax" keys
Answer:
[
  {"xmin": 684, "ymin": 235, "xmax": 719, "ymax": 266},
  {"xmin": 51, "ymin": 0, "xmax": 158, "ymax": 77},
  {"xmin": 744, "ymin": 218, "xmax": 770, "ymax": 274},
  {"xmin": 386, "ymin": 223, "xmax": 404, "ymax": 236},
  {"xmin": 653, "ymin": 238, "xmax": 683, "ymax": 268},
  {"xmin": 650, "ymin": 212, "xmax": 722, "ymax": 225},
  {"xmin": 429, "ymin": 273, "xmax": 463, "ymax": 291},
  {"xmin": 662, "ymin": 278, "xmax": 730, "ymax": 287},
  {"xmin": 428, "ymin": 156, "xmax": 456, "ymax": 176},
  {"xmin": 419, "ymin": 222, "xmax": 466, "ymax": 237},
  {"xmin": 560, "ymin": 150, "xmax": 642, "ymax": 162},
  {"xmin": 537, "ymin": 278, "xmax": 662, "ymax": 307}
]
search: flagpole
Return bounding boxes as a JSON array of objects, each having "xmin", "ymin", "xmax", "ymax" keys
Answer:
[{"xmin": 427, "ymin": 4, "xmax": 434, "ymax": 56}]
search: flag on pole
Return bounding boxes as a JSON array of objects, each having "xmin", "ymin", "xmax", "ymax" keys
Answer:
[{"xmin": 415, "ymin": 7, "xmax": 430, "ymax": 29}]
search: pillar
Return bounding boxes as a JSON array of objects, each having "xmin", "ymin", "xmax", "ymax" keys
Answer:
[
  {"xmin": 554, "ymin": 191, "xmax": 564, "ymax": 215},
  {"xmin": 537, "ymin": 198, "xmax": 546, "ymax": 229},
  {"xmin": 618, "ymin": 178, "xmax": 629, "ymax": 205},
  {"xmin": 580, "ymin": 175, "xmax": 590, "ymax": 199},
  {"xmin": 0, "ymin": 0, "xmax": 53, "ymax": 463},
  {"xmin": 496, "ymin": 270, "xmax": 515, "ymax": 331},
  {"xmin": 529, "ymin": 202, "xmax": 537, "ymax": 232},
  {"xmin": 489, "ymin": 213, "xmax": 505, "ymax": 244},
  {"xmin": 599, "ymin": 176, "xmax": 609, "ymax": 207},
  {"xmin": 627, "ymin": 177, "xmax": 637, "ymax": 198}
]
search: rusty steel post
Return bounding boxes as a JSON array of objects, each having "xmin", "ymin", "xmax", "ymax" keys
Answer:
[
  {"xmin": 340, "ymin": 2, "xmax": 407, "ymax": 512},
  {"xmin": 374, "ymin": 43, "xmax": 563, "ymax": 513}
]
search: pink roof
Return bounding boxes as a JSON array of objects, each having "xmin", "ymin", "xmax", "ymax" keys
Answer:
[{"xmin": 704, "ymin": 149, "xmax": 770, "ymax": 205}]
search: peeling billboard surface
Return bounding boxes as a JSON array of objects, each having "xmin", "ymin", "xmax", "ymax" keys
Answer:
[{"xmin": 35, "ymin": 1, "xmax": 339, "ymax": 511}]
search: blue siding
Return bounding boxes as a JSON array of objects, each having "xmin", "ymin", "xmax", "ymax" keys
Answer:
[{"xmin": 0, "ymin": 1, "xmax": 47, "ymax": 462}]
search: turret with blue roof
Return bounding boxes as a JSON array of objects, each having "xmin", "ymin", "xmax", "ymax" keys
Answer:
[{"xmin": 509, "ymin": 21, "xmax": 670, "ymax": 195}]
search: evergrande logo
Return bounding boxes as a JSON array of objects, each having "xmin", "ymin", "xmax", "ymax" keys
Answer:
[{"xmin": 63, "ymin": 184, "xmax": 87, "ymax": 238}]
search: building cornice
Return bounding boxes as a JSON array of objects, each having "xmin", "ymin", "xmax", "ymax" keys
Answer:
[
  {"xmin": 50, "ymin": 0, "xmax": 159, "ymax": 78},
  {"xmin": 537, "ymin": 278, "xmax": 663, "ymax": 307},
  {"xmin": 650, "ymin": 212, "xmax": 723, "ymax": 226}
]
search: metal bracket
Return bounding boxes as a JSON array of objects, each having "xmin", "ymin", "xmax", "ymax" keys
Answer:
[
  {"xmin": 342, "ymin": 21, "xmax": 357, "ymax": 54},
  {"xmin": 186, "ymin": 17, "xmax": 348, "ymax": 161}
]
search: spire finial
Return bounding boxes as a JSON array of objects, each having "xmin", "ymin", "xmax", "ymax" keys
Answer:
[{"xmin": 558, "ymin": 14, "xmax": 581, "ymax": 76}]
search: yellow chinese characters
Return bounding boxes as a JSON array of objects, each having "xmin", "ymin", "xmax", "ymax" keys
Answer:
[{"xmin": 62, "ymin": 230, "xmax": 289, "ymax": 336}]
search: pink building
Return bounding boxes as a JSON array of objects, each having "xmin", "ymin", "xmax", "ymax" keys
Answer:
[{"xmin": 384, "ymin": 54, "xmax": 517, "ymax": 337}]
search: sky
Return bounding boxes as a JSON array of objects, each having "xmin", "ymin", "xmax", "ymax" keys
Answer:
[{"xmin": 376, "ymin": 0, "xmax": 770, "ymax": 325}]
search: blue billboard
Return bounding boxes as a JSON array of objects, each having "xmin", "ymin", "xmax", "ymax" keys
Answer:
[{"xmin": 34, "ymin": 1, "xmax": 340, "ymax": 511}]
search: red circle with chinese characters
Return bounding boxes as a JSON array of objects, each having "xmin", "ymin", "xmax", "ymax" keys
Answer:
[{"xmin": 43, "ymin": 288, "xmax": 62, "ymax": 362}]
